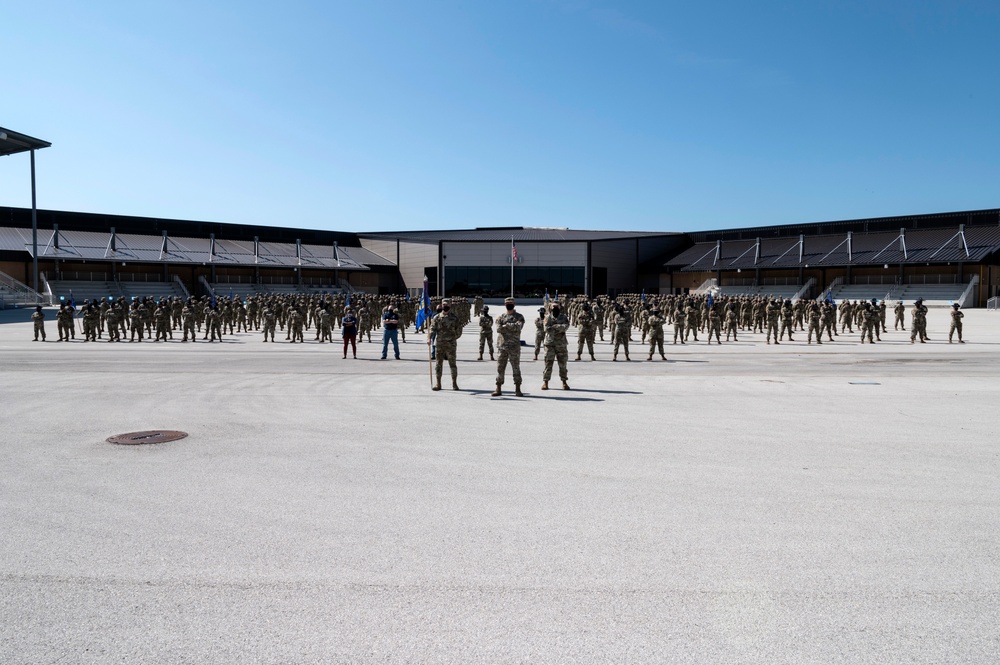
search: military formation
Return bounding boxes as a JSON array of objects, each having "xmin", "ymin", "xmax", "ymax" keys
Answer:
[{"xmin": 29, "ymin": 289, "xmax": 970, "ymax": 394}]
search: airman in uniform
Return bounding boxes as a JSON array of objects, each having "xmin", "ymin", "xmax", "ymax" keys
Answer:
[{"xmin": 492, "ymin": 297, "xmax": 525, "ymax": 397}]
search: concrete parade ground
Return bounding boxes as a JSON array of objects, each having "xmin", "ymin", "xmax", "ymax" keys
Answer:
[{"xmin": 1, "ymin": 306, "xmax": 999, "ymax": 663}]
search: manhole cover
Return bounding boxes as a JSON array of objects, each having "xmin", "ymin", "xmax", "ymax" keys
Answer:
[{"xmin": 106, "ymin": 430, "xmax": 188, "ymax": 445}]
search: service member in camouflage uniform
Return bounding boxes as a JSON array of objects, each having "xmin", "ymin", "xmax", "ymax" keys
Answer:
[
  {"xmin": 429, "ymin": 299, "xmax": 463, "ymax": 391},
  {"xmin": 533, "ymin": 307, "xmax": 546, "ymax": 360},
  {"xmin": 806, "ymin": 303, "xmax": 823, "ymax": 344},
  {"xmin": 541, "ymin": 302, "xmax": 570, "ymax": 390},
  {"xmin": 646, "ymin": 307, "xmax": 667, "ymax": 360},
  {"xmin": 31, "ymin": 306, "xmax": 46, "ymax": 341},
  {"xmin": 575, "ymin": 302, "xmax": 597, "ymax": 361},
  {"xmin": 894, "ymin": 300, "xmax": 906, "ymax": 330},
  {"xmin": 948, "ymin": 303, "xmax": 964, "ymax": 343},
  {"xmin": 491, "ymin": 297, "xmax": 525, "ymax": 397},
  {"xmin": 478, "ymin": 305, "xmax": 495, "ymax": 361},
  {"xmin": 611, "ymin": 305, "xmax": 632, "ymax": 361}
]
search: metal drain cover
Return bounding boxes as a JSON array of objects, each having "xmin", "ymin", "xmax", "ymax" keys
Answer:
[{"xmin": 107, "ymin": 430, "xmax": 188, "ymax": 445}]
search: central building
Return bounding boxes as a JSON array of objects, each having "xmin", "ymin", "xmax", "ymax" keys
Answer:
[{"xmin": 358, "ymin": 227, "xmax": 685, "ymax": 298}]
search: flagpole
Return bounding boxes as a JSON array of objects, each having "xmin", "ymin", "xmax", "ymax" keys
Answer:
[{"xmin": 510, "ymin": 236, "xmax": 514, "ymax": 299}]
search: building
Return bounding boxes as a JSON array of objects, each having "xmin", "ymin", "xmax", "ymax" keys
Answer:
[{"xmin": 1, "ymin": 205, "xmax": 999, "ymax": 307}]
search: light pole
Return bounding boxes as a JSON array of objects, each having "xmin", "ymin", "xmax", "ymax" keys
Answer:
[{"xmin": 0, "ymin": 127, "xmax": 52, "ymax": 295}]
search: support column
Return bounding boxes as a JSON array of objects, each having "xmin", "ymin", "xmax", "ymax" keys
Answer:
[{"xmin": 30, "ymin": 149, "xmax": 38, "ymax": 293}]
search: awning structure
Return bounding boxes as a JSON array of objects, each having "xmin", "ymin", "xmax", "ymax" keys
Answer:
[
  {"xmin": 665, "ymin": 225, "xmax": 1000, "ymax": 272},
  {"xmin": 0, "ymin": 226, "xmax": 395, "ymax": 271}
]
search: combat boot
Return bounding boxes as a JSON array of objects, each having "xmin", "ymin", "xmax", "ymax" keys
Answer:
[
  {"xmin": 625, "ymin": 354, "xmax": 631, "ymax": 361},
  {"xmin": 491, "ymin": 383, "xmax": 502, "ymax": 397},
  {"xmin": 541, "ymin": 381, "xmax": 549, "ymax": 390},
  {"xmin": 490, "ymin": 353, "xmax": 494, "ymax": 360},
  {"xmin": 574, "ymin": 355, "xmax": 581, "ymax": 361},
  {"xmin": 647, "ymin": 354, "xmax": 653, "ymax": 361},
  {"xmin": 432, "ymin": 379, "xmax": 442, "ymax": 391},
  {"xmin": 478, "ymin": 354, "xmax": 483, "ymax": 361},
  {"xmin": 590, "ymin": 354, "xmax": 596, "ymax": 360},
  {"xmin": 452, "ymin": 379, "xmax": 459, "ymax": 391},
  {"xmin": 562, "ymin": 381, "xmax": 570, "ymax": 390},
  {"xmin": 660, "ymin": 353, "xmax": 667, "ymax": 360},
  {"xmin": 514, "ymin": 384, "xmax": 524, "ymax": 397}
]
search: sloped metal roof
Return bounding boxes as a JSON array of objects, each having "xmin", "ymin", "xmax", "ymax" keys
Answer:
[
  {"xmin": 0, "ymin": 226, "xmax": 385, "ymax": 270},
  {"xmin": 360, "ymin": 228, "xmax": 679, "ymax": 243},
  {"xmin": 670, "ymin": 225, "xmax": 1000, "ymax": 271}
]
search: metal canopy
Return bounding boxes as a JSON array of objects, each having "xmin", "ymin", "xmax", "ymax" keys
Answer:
[
  {"xmin": 0, "ymin": 127, "xmax": 51, "ymax": 156},
  {"xmin": 0, "ymin": 126, "xmax": 52, "ymax": 294}
]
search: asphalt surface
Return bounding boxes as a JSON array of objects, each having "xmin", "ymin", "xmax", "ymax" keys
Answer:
[{"xmin": 1, "ymin": 306, "xmax": 998, "ymax": 663}]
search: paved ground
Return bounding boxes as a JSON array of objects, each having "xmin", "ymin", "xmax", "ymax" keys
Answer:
[{"xmin": 1, "ymin": 307, "xmax": 998, "ymax": 663}]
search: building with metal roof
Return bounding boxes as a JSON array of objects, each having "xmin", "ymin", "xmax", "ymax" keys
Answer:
[{"xmin": 1, "ymin": 205, "xmax": 998, "ymax": 306}]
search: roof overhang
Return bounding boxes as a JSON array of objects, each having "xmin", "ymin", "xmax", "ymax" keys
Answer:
[{"xmin": 0, "ymin": 127, "xmax": 51, "ymax": 156}]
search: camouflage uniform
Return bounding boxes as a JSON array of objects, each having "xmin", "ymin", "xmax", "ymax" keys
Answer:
[
  {"xmin": 948, "ymin": 304, "xmax": 964, "ymax": 343},
  {"xmin": 31, "ymin": 307, "xmax": 46, "ymax": 341},
  {"xmin": 430, "ymin": 304, "xmax": 464, "ymax": 390},
  {"xmin": 478, "ymin": 307, "xmax": 495, "ymax": 360},
  {"xmin": 492, "ymin": 298, "xmax": 525, "ymax": 396},
  {"xmin": 646, "ymin": 309, "xmax": 667, "ymax": 360},
  {"xmin": 575, "ymin": 306, "xmax": 597, "ymax": 361},
  {"xmin": 611, "ymin": 307, "xmax": 631, "ymax": 360},
  {"xmin": 542, "ymin": 308, "xmax": 570, "ymax": 389},
  {"xmin": 533, "ymin": 308, "xmax": 545, "ymax": 360}
]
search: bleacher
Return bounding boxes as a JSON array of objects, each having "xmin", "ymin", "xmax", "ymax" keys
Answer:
[
  {"xmin": 895, "ymin": 283, "xmax": 967, "ymax": 307},
  {"xmin": 828, "ymin": 284, "xmax": 898, "ymax": 304},
  {"xmin": 48, "ymin": 280, "xmax": 122, "ymax": 304},
  {"xmin": 716, "ymin": 285, "xmax": 803, "ymax": 300},
  {"xmin": 118, "ymin": 280, "xmax": 186, "ymax": 301},
  {"xmin": 207, "ymin": 283, "xmax": 347, "ymax": 299}
]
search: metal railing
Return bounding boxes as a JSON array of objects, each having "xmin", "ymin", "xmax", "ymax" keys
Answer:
[
  {"xmin": 0, "ymin": 271, "xmax": 49, "ymax": 308},
  {"xmin": 957, "ymin": 275, "xmax": 979, "ymax": 308},
  {"xmin": 53, "ymin": 271, "xmax": 114, "ymax": 282},
  {"xmin": 850, "ymin": 275, "xmax": 899, "ymax": 286},
  {"xmin": 172, "ymin": 275, "xmax": 190, "ymax": 299},
  {"xmin": 988, "ymin": 296, "xmax": 998, "ymax": 311},
  {"xmin": 904, "ymin": 274, "xmax": 959, "ymax": 285},
  {"xmin": 117, "ymin": 273, "xmax": 166, "ymax": 283},
  {"xmin": 792, "ymin": 278, "xmax": 817, "ymax": 301},
  {"xmin": 691, "ymin": 278, "xmax": 718, "ymax": 294}
]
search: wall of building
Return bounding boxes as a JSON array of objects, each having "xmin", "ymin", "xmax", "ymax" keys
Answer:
[
  {"xmin": 397, "ymin": 241, "xmax": 439, "ymax": 292},
  {"xmin": 590, "ymin": 239, "xmax": 636, "ymax": 294},
  {"xmin": 441, "ymin": 241, "xmax": 586, "ymax": 268},
  {"xmin": 359, "ymin": 238, "xmax": 397, "ymax": 264},
  {"xmin": 0, "ymin": 260, "xmax": 28, "ymax": 284}
]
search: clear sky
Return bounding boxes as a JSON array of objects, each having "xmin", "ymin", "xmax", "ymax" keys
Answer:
[{"xmin": 1, "ymin": 1, "xmax": 997, "ymax": 234}]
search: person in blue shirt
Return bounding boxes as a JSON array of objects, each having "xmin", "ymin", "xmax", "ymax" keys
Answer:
[{"xmin": 381, "ymin": 305, "xmax": 400, "ymax": 359}]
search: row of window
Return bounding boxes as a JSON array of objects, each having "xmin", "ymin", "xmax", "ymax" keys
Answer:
[{"xmin": 444, "ymin": 266, "xmax": 585, "ymax": 297}]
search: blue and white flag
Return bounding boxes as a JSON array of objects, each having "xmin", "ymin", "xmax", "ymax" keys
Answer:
[{"xmin": 414, "ymin": 275, "xmax": 432, "ymax": 330}]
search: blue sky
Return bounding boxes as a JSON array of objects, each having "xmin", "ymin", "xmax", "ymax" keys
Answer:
[{"xmin": 1, "ymin": 1, "xmax": 997, "ymax": 233}]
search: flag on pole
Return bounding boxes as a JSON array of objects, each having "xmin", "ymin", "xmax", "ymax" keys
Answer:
[
  {"xmin": 706, "ymin": 292, "xmax": 713, "ymax": 308},
  {"xmin": 415, "ymin": 275, "xmax": 432, "ymax": 330},
  {"xmin": 511, "ymin": 241, "xmax": 518, "ymax": 261},
  {"xmin": 641, "ymin": 289, "xmax": 646, "ymax": 302},
  {"xmin": 345, "ymin": 293, "xmax": 351, "ymax": 310},
  {"xmin": 544, "ymin": 290, "xmax": 550, "ymax": 304},
  {"xmin": 229, "ymin": 287, "xmax": 234, "ymax": 300},
  {"xmin": 825, "ymin": 289, "xmax": 833, "ymax": 304}
]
